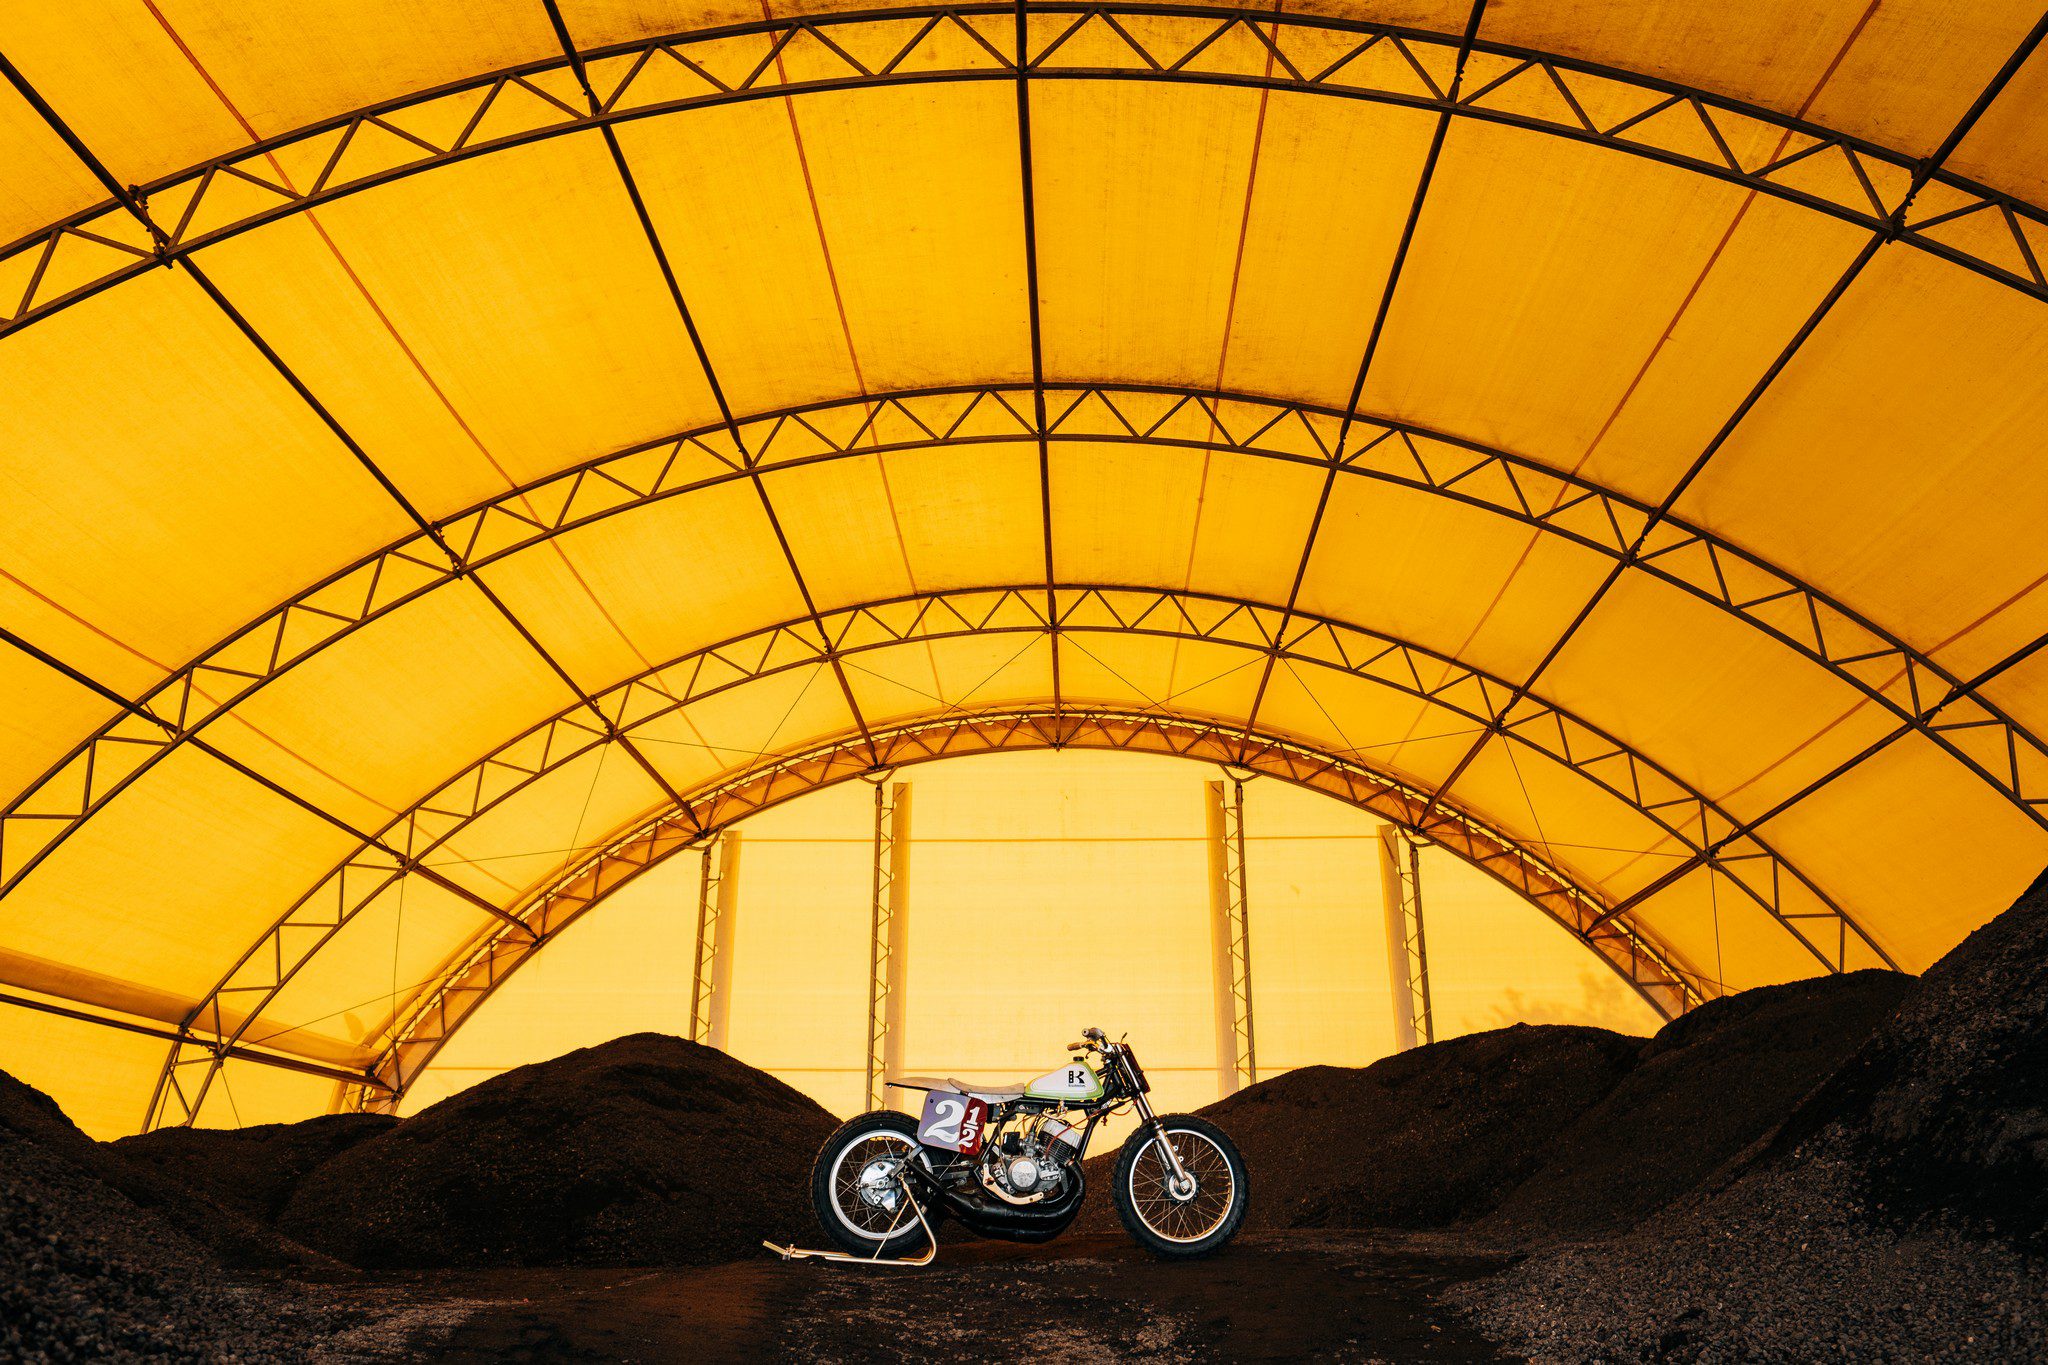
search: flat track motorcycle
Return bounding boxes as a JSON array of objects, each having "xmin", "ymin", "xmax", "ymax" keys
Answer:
[{"xmin": 765, "ymin": 1028, "xmax": 1248, "ymax": 1265}]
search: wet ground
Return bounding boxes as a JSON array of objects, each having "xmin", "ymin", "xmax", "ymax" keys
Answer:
[{"xmin": 401, "ymin": 1231, "xmax": 1512, "ymax": 1362}]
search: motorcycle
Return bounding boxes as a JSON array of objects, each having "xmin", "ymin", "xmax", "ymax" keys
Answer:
[{"xmin": 765, "ymin": 1028, "xmax": 1249, "ymax": 1265}]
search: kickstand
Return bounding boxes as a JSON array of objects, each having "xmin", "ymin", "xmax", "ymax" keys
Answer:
[{"xmin": 762, "ymin": 1169, "xmax": 939, "ymax": 1268}]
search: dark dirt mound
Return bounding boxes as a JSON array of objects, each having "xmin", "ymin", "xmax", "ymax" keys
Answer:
[
  {"xmin": 0, "ymin": 1070, "xmax": 329, "ymax": 1273},
  {"xmin": 0, "ymin": 1071, "xmax": 352, "ymax": 1361},
  {"xmin": 1081, "ymin": 1023, "xmax": 1643, "ymax": 1232},
  {"xmin": 1462, "ymin": 870, "xmax": 2048, "ymax": 1360},
  {"xmin": 113, "ymin": 1111, "xmax": 397, "ymax": 1225},
  {"xmin": 1481, "ymin": 967, "xmax": 1912, "ymax": 1239},
  {"xmin": 1768, "ymin": 866, "xmax": 2048, "ymax": 1250},
  {"xmin": 277, "ymin": 1033, "xmax": 841, "ymax": 1268}
]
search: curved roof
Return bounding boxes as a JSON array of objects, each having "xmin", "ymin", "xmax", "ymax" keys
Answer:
[{"xmin": 3, "ymin": 0, "xmax": 2048, "ymax": 1129}]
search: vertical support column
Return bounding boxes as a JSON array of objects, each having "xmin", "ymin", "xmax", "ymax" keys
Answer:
[
  {"xmin": 692, "ymin": 830, "xmax": 741, "ymax": 1050},
  {"xmin": 1206, "ymin": 776, "xmax": 1256, "ymax": 1096},
  {"xmin": 865, "ymin": 780, "xmax": 911, "ymax": 1112},
  {"xmin": 1378, "ymin": 824, "xmax": 1433, "ymax": 1050}
]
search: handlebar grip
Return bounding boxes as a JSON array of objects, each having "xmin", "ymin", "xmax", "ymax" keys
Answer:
[{"xmin": 1066, "ymin": 1040, "xmax": 1085, "ymax": 1051}]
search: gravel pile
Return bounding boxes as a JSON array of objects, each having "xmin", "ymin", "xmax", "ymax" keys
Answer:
[
  {"xmin": 0, "ymin": 1071, "xmax": 328, "ymax": 1275},
  {"xmin": 0, "ymin": 1072, "xmax": 354, "ymax": 1361},
  {"xmin": 277, "ymin": 1032, "xmax": 841, "ymax": 1268},
  {"xmin": 1481, "ymin": 968, "xmax": 1912, "ymax": 1241},
  {"xmin": 1767, "ymin": 868, "xmax": 2048, "ymax": 1250},
  {"xmin": 113, "ymin": 1113, "xmax": 396, "ymax": 1225},
  {"xmin": 1080, "ymin": 1023, "xmax": 1645, "ymax": 1232},
  {"xmin": 1461, "ymin": 869, "xmax": 2048, "ymax": 1359}
]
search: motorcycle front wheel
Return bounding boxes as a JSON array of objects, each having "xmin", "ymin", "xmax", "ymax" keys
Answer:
[
  {"xmin": 810, "ymin": 1111, "xmax": 946, "ymax": 1258},
  {"xmin": 1112, "ymin": 1115, "xmax": 1249, "ymax": 1258}
]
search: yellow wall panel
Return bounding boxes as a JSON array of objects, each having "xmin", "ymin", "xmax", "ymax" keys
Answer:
[
  {"xmin": 1296, "ymin": 476, "xmax": 1614, "ymax": 684},
  {"xmin": 198, "ymin": 133, "xmax": 725, "ymax": 515},
  {"xmin": 1216, "ymin": 92, "xmax": 1439, "ymax": 407},
  {"xmin": 0, "ymin": 269, "xmax": 409, "ymax": 679},
  {"xmin": 1540, "ymin": 572, "xmax": 1901, "ymax": 820},
  {"xmin": 0, "ymin": 1004, "xmax": 174, "ymax": 1139},
  {"xmin": 1362, "ymin": 121, "xmax": 1858, "ymax": 486},
  {"xmin": 202, "ymin": 581, "xmax": 579, "ymax": 828},
  {"xmin": 0, "ymin": 746, "xmax": 358, "ymax": 1000},
  {"xmin": 476, "ymin": 481, "xmax": 809, "ymax": 694},
  {"xmin": 1035, "ymin": 80, "xmax": 1262, "ymax": 389},
  {"xmin": 1678, "ymin": 248, "xmax": 2048, "ymax": 677},
  {"xmin": 616, "ymin": 99, "xmax": 861, "ymax": 418}
]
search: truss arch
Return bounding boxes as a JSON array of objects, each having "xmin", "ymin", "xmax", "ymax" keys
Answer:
[
  {"xmin": 6, "ymin": 4, "xmax": 2048, "ymax": 344},
  {"xmin": 333, "ymin": 705, "xmax": 1712, "ymax": 1118},
  {"xmin": 8, "ymin": 383, "xmax": 2046, "ymax": 932},
  {"xmin": 140, "ymin": 581, "xmax": 1896, "ymax": 1128}
]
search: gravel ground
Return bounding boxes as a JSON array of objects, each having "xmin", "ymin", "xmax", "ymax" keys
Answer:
[
  {"xmin": 1458, "ymin": 871, "xmax": 2048, "ymax": 1361},
  {"xmin": 0, "ymin": 1124, "xmax": 362, "ymax": 1362},
  {"xmin": 1459, "ymin": 1155, "xmax": 2046, "ymax": 1362}
]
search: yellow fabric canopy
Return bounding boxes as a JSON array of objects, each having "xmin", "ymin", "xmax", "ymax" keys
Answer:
[{"xmin": 2, "ymin": 0, "xmax": 2047, "ymax": 1133}]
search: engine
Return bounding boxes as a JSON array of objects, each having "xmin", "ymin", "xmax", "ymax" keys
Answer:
[{"xmin": 979, "ymin": 1112, "xmax": 1083, "ymax": 1203}]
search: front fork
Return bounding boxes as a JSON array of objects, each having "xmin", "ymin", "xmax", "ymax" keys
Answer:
[{"xmin": 1129, "ymin": 1085, "xmax": 1196, "ymax": 1196}]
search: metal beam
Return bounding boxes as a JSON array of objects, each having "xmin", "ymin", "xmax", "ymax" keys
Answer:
[
  {"xmin": 0, "ymin": 989, "xmax": 390, "ymax": 1100},
  {"xmin": 863, "ymin": 780, "xmax": 911, "ymax": 1111},
  {"xmin": 338, "ymin": 705, "xmax": 1708, "ymax": 1118},
  {"xmin": 7, "ymin": 4, "xmax": 2048, "ymax": 343},
  {"xmin": 1013, "ymin": 0, "xmax": 1062, "ymax": 723},
  {"xmin": 689, "ymin": 833, "xmax": 733, "ymax": 1044},
  {"xmin": 1378, "ymin": 823, "xmax": 1432, "ymax": 1050},
  {"xmin": 1205, "ymin": 775, "xmax": 1255, "ymax": 1092}
]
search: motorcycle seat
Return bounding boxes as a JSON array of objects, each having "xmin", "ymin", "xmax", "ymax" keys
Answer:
[{"xmin": 886, "ymin": 1074, "xmax": 1029, "ymax": 1100}]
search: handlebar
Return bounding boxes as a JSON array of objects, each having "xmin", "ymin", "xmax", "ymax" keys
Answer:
[{"xmin": 1069, "ymin": 1027, "xmax": 1111, "ymax": 1052}]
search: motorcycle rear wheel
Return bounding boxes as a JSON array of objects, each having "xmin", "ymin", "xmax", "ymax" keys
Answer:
[
  {"xmin": 1112, "ymin": 1115, "xmax": 1249, "ymax": 1259},
  {"xmin": 810, "ymin": 1111, "xmax": 946, "ymax": 1258}
]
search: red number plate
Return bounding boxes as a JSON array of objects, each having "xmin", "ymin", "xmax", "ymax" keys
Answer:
[{"xmin": 915, "ymin": 1090, "xmax": 987, "ymax": 1155}]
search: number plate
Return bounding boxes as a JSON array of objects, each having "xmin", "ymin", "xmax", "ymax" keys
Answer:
[{"xmin": 915, "ymin": 1090, "xmax": 987, "ymax": 1155}]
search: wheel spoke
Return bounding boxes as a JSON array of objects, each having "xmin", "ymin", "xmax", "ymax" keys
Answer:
[{"xmin": 1128, "ymin": 1129, "xmax": 1236, "ymax": 1245}]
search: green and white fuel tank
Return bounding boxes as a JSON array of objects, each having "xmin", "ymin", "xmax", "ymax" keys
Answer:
[{"xmin": 1025, "ymin": 1059, "xmax": 1105, "ymax": 1101}]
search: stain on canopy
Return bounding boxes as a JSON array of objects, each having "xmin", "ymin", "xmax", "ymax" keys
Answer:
[{"xmin": 2, "ymin": 0, "xmax": 2048, "ymax": 1132}]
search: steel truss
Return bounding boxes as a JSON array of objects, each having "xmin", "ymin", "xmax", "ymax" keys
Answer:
[
  {"xmin": 335, "ymin": 706, "xmax": 1707, "ymax": 1116},
  {"xmin": 12, "ymin": 381, "xmax": 2046, "ymax": 927},
  {"xmin": 1378, "ymin": 824, "xmax": 1433, "ymax": 1050},
  {"xmin": 688, "ymin": 832, "xmax": 735, "ymax": 1044},
  {"xmin": 864, "ymin": 781, "xmax": 910, "ymax": 1112},
  {"xmin": 5, "ymin": 3, "xmax": 2047, "ymax": 341},
  {"xmin": 138, "ymin": 578, "xmax": 1894, "ymax": 1127},
  {"xmin": 1207, "ymin": 775, "xmax": 1256, "ymax": 1091}
]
